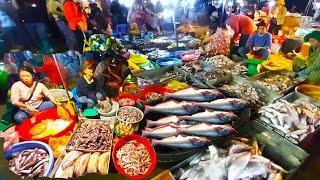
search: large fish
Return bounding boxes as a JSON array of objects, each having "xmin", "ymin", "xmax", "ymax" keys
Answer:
[
  {"xmin": 142, "ymin": 124, "xmax": 188, "ymax": 139},
  {"xmin": 151, "ymin": 135, "xmax": 211, "ymax": 149},
  {"xmin": 146, "ymin": 116, "xmax": 180, "ymax": 127},
  {"xmin": 178, "ymin": 110, "xmax": 239, "ymax": 124},
  {"xmin": 163, "ymin": 87, "xmax": 224, "ymax": 102},
  {"xmin": 179, "ymin": 123, "xmax": 237, "ymax": 137},
  {"xmin": 194, "ymin": 98, "xmax": 250, "ymax": 111},
  {"xmin": 144, "ymin": 100, "xmax": 201, "ymax": 115}
]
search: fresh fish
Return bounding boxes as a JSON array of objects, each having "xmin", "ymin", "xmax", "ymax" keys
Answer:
[
  {"xmin": 144, "ymin": 100, "xmax": 201, "ymax": 115},
  {"xmin": 146, "ymin": 116, "xmax": 180, "ymax": 127},
  {"xmin": 229, "ymin": 144, "xmax": 252, "ymax": 154},
  {"xmin": 142, "ymin": 124, "xmax": 185, "ymax": 139},
  {"xmin": 194, "ymin": 98, "xmax": 250, "ymax": 111},
  {"xmin": 163, "ymin": 87, "xmax": 224, "ymax": 102},
  {"xmin": 179, "ymin": 110, "xmax": 239, "ymax": 124},
  {"xmin": 237, "ymin": 162, "xmax": 268, "ymax": 179},
  {"xmin": 228, "ymin": 152, "xmax": 251, "ymax": 180},
  {"xmin": 179, "ymin": 123, "xmax": 237, "ymax": 137},
  {"xmin": 151, "ymin": 135, "xmax": 211, "ymax": 149}
]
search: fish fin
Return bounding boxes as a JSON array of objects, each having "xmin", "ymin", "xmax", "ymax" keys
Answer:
[
  {"xmin": 151, "ymin": 139, "xmax": 159, "ymax": 147},
  {"xmin": 144, "ymin": 105, "xmax": 152, "ymax": 114},
  {"xmin": 146, "ymin": 120, "xmax": 155, "ymax": 128}
]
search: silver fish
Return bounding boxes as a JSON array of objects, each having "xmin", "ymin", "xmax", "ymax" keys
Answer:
[
  {"xmin": 142, "ymin": 124, "xmax": 188, "ymax": 139},
  {"xmin": 179, "ymin": 123, "xmax": 237, "ymax": 137},
  {"xmin": 228, "ymin": 152, "xmax": 251, "ymax": 180},
  {"xmin": 144, "ymin": 100, "xmax": 201, "ymax": 115},
  {"xmin": 194, "ymin": 98, "xmax": 250, "ymax": 111},
  {"xmin": 151, "ymin": 135, "xmax": 211, "ymax": 149},
  {"xmin": 146, "ymin": 116, "xmax": 180, "ymax": 127},
  {"xmin": 237, "ymin": 162, "xmax": 268, "ymax": 179},
  {"xmin": 163, "ymin": 87, "xmax": 224, "ymax": 102},
  {"xmin": 179, "ymin": 110, "xmax": 239, "ymax": 124}
]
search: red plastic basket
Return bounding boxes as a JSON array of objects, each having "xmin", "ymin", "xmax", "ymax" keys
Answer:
[
  {"xmin": 112, "ymin": 134, "xmax": 157, "ymax": 179},
  {"xmin": 16, "ymin": 108, "xmax": 77, "ymax": 143}
]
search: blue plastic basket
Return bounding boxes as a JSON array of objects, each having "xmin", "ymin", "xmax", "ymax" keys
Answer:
[
  {"xmin": 4, "ymin": 141, "xmax": 55, "ymax": 177},
  {"xmin": 156, "ymin": 57, "xmax": 182, "ymax": 67}
]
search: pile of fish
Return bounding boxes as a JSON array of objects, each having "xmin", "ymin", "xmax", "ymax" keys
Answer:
[
  {"xmin": 55, "ymin": 150, "xmax": 110, "ymax": 178},
  {"xmin": 174, "ymin": 138, "xmax": 287, "ymax": 180},
  {"xmin": 159, "ymin": 72, "xmax": 185, "ymax": 83},
  {"xmin": 143, "ymin": 87, "xmax": 250, "ymax": 149},
  {"xmin": 146, "ymin": 50, "xmax": 170, "ymax": 59},
  {"xmin": 67, "ymin": 121, "xmax": 113, "ymax": 151},
  {"xmin": 220, "ymin": 84, "xmax": 265, "ymax": 108},
  {"xmin": 9, "ymin": 148, "xmax": 49, "ymax": 179},
  {"xmin": 259, "ymin": 100, "xmax": 320, "ymax": 144},
  {"xmin": 138, "ymin": 77, "xmax": 154, "ymax": 88},
  {"xmin": 255, "ymin": 74, "xmax": 299, "ymax": 92},
  {"xmin": 204, "ymin": 55, "xmax": 235, "ymax": 69},
  {"xmin": 223, "ymin": 63, "xmax": 247, "ymax": 75}
]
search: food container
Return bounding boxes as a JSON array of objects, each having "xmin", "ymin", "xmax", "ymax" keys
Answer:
[
  {"xmin": 180, "ymin": 50, "xmax": 200, "ymax": 62},
  {"xmin": 4, "ymin": 141, "xmax": 55, "ymax": 177},
  {"xmin": 257, "ymin": 91, "xmax": 320, "ymax": 152},
  {"xmin": 16, "ymin": 108, "xmax": 77, "ymax": 143},
  {"xmin": 295, "ymin": 84, "xmax": 320, "ymax": 101},
  {"xmin": 156, "ymin": 57, "xmax": 182, "ymax": 67},
  {"xmin": 65, "ymin": 119, "xmax": 115, "ymax": 153},
  {"xmin": 48, "ymin": 89, "xmax": 72, "ymax": 102},
  {"xmin": 116, "ymin": 106, "xmax": 144, "ymax": 124},
  {"xmin": 247, "ymin": 71, "xmax": 305, "ymax": 97},
  {"xmin": 114, "ymin": 121, "xmax": 138, "ymax": 137},
  {"xmin": 98, "ymin": 101, "xmax": 119, "ymax": 117},
  {"xmin": 112, "ymin": 134, "xmax": 157, "ymax": 179}
]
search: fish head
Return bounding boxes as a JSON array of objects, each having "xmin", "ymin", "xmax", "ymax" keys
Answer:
[
  {"xmin": 229, "ymin": 99, "xmax": 250, "ymax": 110},
  {"xmin": 216, "ymin": 112, "xmax": 239, "ymax": 121},
  {"xmin": 190, "ymin": 137, "xmax": 211, "ymax": 147},
  {"xmin": 201, "ymin": 90, "xmax": 224, "ymax": 100},
  {"xmin": 183, "ymin": 104, "xmax": 202, "ymax": 114}
]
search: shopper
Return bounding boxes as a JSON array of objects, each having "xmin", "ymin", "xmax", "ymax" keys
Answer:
[
  {"xmin": 145, "ymin": 0, "xmax": 161, "ymax": 34},
  {"xmin": 110, "ymin": 0, "xmax": 125, "ymax": 30},
  {"xmin": 63, "ymin": 0, "xmax": 88, "ymax": 52},
  {"xmin": 205, "ymin": 24, "xmax": 231, "ymax": 56},
  {"xmin": 268, "ymin": 0, "xmax": 287, "ymax": 35},
  {"xmin": 47, "ymin": 0, "xmax": 77, "ymax": 54},
  {"xmin": 238, "ymin": 21, "xmax": 272, "ymax": 60},
  {"xmin": 16, "ymin": 0, "xmax": 53, "ymax": 53},
  {"xmin": 77, "ymin": 60, "xmax": 106, "ymax": 109},
  {"xmin": 293, "ymin": 31, "xmax": 320, "ymax": 72},
  {"xmin": 0, "ymin": 10, "xmax": 17, "ymax": 52},
  {"xmin": 88, "ymin": 2, "xmax": 108, "ymax": 33},
  {"xmin": 11, "ymin": 66, "xmax": 57, "ymax": 124}
]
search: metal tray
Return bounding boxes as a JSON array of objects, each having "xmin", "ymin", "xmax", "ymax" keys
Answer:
[
  {"xmin": 247, "ymin": 71, "xmax": 305, "ymax": 96},
  {"xmin": 257, "ymin": 92, "xmax": 320, "ymax": 153},
  {"xmin": 66, "ymin": 119, "xmax": 115, "ymax": 153},
  {"xmin": 169, "ymin": 120, "xmax": 309, "ymax": 179}
]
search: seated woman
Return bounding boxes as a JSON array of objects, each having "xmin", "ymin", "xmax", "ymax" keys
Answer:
[
  {"xmin": 77, "ymin": 60, "xmax": 107, "ymax": 109},
  {"xmin": 238, "ymin": 21, "xmax": 272, "ymax": 60},
  {"xmin": 11, "ymin": 66, "xmax": 57, "ymax": 124}
]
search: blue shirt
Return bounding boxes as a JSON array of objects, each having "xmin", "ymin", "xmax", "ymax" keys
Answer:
[{"xmin": 246, "ymin": 32, "xmax": 272, "ymax": 50}]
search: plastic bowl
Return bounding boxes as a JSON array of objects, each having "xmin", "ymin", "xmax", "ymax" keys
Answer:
[
  {"xmin": 116, "ymin": 106, "xmax": 144, "ymax": 124},
  {"xmin": 112, "ymin": 134, "xmax": 157, "ymax": 179},
  {"xmin": 4, "ymin": 141, "xmax": 55, "ymax": 177},
  {"xmin": 98, "ymin": 101, "xmax": 120, "ymax": 117},
  {"xmin": 16, "ymin": 108, "xmax": 77, "ymax": 143},
  {"xmin": 156, "ymin": 58, "xmax": 182, "ymax": 67},
  {"xmin": 48, "ymin": 89, "xmax": 72, "ymax": 102},
  {"xmin": 295, "ymin": 84, "xmax": 320, "ymax": 100}
]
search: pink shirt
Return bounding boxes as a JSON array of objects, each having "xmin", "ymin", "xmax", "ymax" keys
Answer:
[{"xmin": 11, "ymin": 81, "xmax": 50, "ymax": 109}]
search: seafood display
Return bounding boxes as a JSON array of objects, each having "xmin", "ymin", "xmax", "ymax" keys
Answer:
[
  {"xmin": 138, "ymin": 77, "xmax": 154, "ymax": 88},
  {"xmin": 178, "ymin": 123, "xmax": 236, "ymax": 137},
  {"xmin": 142, "ymin": 124, "xmax": 188, "ymax": 139},
  {"xmin": 144, "ymin": 101, "xmax": 201, "ymax": 115},
  {"xmin": 117, "ymin": 107, "xmax": 143, "ymax": 123},
  {"xmin": 194, "ymin": 98, "xmax": 250, "ymax": 111},
  {"xmin": 146, "ymin": 116, "xmax": 180, "ymax": 127},
  {"xmin": 9, "ymin": 148, "xmax": 50, "ymax": 178},
  {"xmin": 163, "ymin": 87, "xmax": 224, "ymax": 102},
  {"xmin": 259, "ymin": 100, "xmax": 320, "ymax": 144},
  {"xmin": 29, "ymin": 119, "xmax": 71, "ymax": 139},
  {"xmin": 144, "ymin": 92, "xmax": 163, "ymax": 104},
  {"xmin": 115, "ymin": 140, "xmax": 152, "ymax": 176},
  {"xmin": 115, "ymin": 122, "xmax": 135, "ymax": 136},
  {"xmin": 159, "ymin": 72, "xmax": 185, "ymax": 83},
  {"xmin": 151, "ymin": 135, "xmax": 211, "ymax": 149},
  {"xmin": 146, "ymin": 50, "xmax": 170, "ymax": 59},
  {"xmin": 55, "ymin": 151, "xmax": 110, "ymax": 178},
  {"xmin": 255, "ymin": 74, "xmax": 300, "ymax": 92},
  {"xmin": 223, "ymin": 63, "xmax": 247, "ymax": 75},
  {"xmin": 220, "ymin": 84, "xmax": 265, "ymax": 108},
  {"xmin": 174, "ymin": 138, "xmax": 287, "ymax": 180},
  {"xmin": 67, "ymin": 121, "xmax": 113, "ymax": 151},
  {"xmin": 203, "ymin": 55, "xmax": 235, "ymax": 69}
]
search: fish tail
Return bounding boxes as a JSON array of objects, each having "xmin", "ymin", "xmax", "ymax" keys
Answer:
[
  {"xmin": 151, "ymin": 139, "xmax": 159, "ymax": 147},
  {"xmin": 146, "ymin": 120, "xmax": 155, "ymax": 127},
  {"xmin": 141, "ymin": 130, "xmax": 150, "ymax": 137},
  {"xmin": 144, "ymin": 105, "xmax": 152, "ymax": 115}
]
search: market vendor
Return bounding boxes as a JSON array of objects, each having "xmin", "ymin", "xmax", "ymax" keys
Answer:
[
  {"xmin": 77, "ymin": 60, "xmax": 107, "ymax": 108},
  {"xmin": 293, "ymin": 31, "xmax": 320, "ymax": 72},
  {"xmin": 11, "ymin": 66, "xmax": 58, "ymax": 124},
  {"xmin": 205, "ymin": 24, "xmax": 231, "ymax": 56},
  {"xmin": 238, "ymin": 21, "xmax": 272, "ymax": 60}
]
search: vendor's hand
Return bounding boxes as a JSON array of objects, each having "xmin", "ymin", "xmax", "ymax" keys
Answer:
[{"xmin": 27, "ymin": 105, "xmax": 39, "ymax": 115}]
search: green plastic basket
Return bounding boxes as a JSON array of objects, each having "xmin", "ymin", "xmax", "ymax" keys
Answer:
[{"xmin": 247, "ymin": 58, "xmax": 265, "ymax": 76}]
